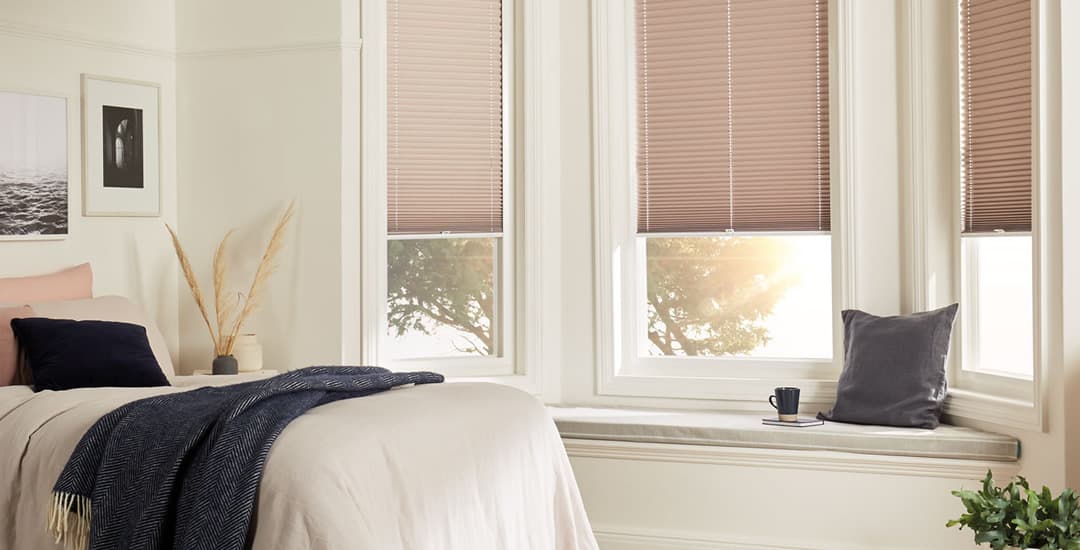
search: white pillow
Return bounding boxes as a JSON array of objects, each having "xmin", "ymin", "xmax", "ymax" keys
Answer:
[{"xmin": 27, "ymin": 296, "xmax": 175, "ymax": 377}]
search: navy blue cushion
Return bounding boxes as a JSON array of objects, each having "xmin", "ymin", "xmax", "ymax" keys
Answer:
[{"xmin": 11, "ymin": 318, "xmax": 169, "ymax": 392}]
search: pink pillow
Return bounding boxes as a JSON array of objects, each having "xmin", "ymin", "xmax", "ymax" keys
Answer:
[
  {"xmin": 0, "ymin": 305, "xmax": 33, "ymax": 386},
  {"xmin": 0, "ymin": 264, "xmax": 93, "ymax": 303}
]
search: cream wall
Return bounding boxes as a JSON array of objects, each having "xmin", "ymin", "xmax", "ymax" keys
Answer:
[
  {"xmin": 175, "ymin": 0, "xmax": 362, "ymax": 374},
  {"xmin": 0, "ymin": 0, "xmax": 179, "ymax": 363},
  {"xmin": 1060, "ymin": 0, "xmax": 1080, "ymax": 489}
]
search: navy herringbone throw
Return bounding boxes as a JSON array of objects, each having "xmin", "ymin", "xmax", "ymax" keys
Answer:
[{"xmin": 48, "ymin": 366, "xmax": 443, "ymax": 550}]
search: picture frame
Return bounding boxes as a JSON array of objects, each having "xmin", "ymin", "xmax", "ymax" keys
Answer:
[
  {"xmin": 0, "ymin": 89, "xmax": 69, "ymax": 241},
  {"xmin": 81, "ymin": 74, "xmax": 161, "ymax": 217}
]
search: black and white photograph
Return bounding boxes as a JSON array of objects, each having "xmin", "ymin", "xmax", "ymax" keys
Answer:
[
  {"xmin": 82, "ymin": 75, "xmax": 160, "ymax": 217},
  {"xmin": 0, "ymin": 91, "xmax": 68, "ymax": 239},
  {"xmin": 101, "ymin": 105, "xmax": 144, "ymax": 189}
]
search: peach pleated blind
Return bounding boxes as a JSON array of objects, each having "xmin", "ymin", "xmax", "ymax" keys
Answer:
[
  {"xmin": 636, "ymin": 0, "xmax": 830, "ymax": 234},
  {"xmin": 387, "ymin": 0, "xmax": 503, "ymax": 236},
  {"xmin": 960, "ymin": 0, "xmax": 1032, "ymax": 234}
]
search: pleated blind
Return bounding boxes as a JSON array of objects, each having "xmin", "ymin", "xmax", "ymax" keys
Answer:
[
  {"xmin": 636, "ymin": 0, "xmax": 830, "ymax": 234},
  {"xmin": 959, "ymin": 0, "xmax": 1032, "ymax": 234},
  {"xmin": 387, "ymin": 0, "xmax": 503, "ymax": 236}
]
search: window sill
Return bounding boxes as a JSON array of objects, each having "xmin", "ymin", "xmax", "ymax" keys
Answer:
[
  {"xmin": 550, "ymin": 406, "xmax": 1020, "ymax": 472},
  {"xmin": 943, "ymin": 388, "xmax": 1044, "ymax": 432}
]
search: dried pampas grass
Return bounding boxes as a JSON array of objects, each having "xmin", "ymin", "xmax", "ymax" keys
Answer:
[
  {"xmin": 223, "ymin": 201, "xmax": 295, "ymax": 355},
  {"xmin": 167, "ymin": 200, "xmax": 296, "ymax": 357},
  {"xmin": 166, "ymin": 224, "xmax": 217, "ymax": 351},
  {"xmin": 212, "ymin": 229, "xmax": 237, "ymax": 355}
]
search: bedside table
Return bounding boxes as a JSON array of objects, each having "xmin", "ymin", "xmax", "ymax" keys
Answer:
[
  {"xmin": 191, "ymin": 369, "xmax": 280, "ymax": 377},
  {"xmin": 171, "ymin": 370, "xmax": 280, "ymax": 388}
]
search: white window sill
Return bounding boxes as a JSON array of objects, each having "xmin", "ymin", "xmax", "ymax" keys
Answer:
[
  {"xmin": 943, "ymin": 388, "xmax": 1044, "ymax": 432},
  {"xmin": 549, "ymin": 406, "xmax": 1019, "ymax": 464}
]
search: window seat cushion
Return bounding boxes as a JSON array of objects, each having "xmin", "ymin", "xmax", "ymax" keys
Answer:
[{"xmin": 550, "ymin": 407, "xmax": 1019, "ymax": 462}]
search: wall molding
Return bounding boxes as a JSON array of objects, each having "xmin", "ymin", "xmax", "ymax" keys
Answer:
[
  {"xmin": 589, "ymin": 0, "xmax": 622, "ymax": 402},
  {"xmin": 177, "ymin": 40, "xmax": 363, "ymax": 59},
  {"xmin": 833, "ymin": 0, "xmax": 858, "ymax": 311},
  {"xmin": 358, "ymin": 0, "xmax": 389, "ymax": 367},
  {"xmin": 0, "ymin": 20, "xmax": 175, "ymax": 59},
  {"xmin": 593, "ymin": 526, "xmax": 828, "ymax": 550},
  {"xmin": 563, "ymin": 438, "xmax": 1020, "ymax": 480},
  {"xmin": 518, "ymin": 0, "xmax": 561, "ymax": 397},
  {"xmin": 900, "ymin": 0, "xmax": 928, "ymax": 313},
  {"xmin": 0, "ymin": 19, "xmax": 363, "ymax": 60}
]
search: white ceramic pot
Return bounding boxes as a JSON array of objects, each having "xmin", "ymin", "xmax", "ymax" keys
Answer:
[{"xmin": 233, "ymin": 334, "xmax": 264, "ymax": 373}]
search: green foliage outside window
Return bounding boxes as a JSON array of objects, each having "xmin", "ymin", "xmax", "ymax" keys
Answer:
[
  {"xmin": 386, "ymin": 236, "xmax": 797, "ymax": 357},
  {"xmin": 644, "ymin": 237, "xmax": 796, "ymax": 356}
]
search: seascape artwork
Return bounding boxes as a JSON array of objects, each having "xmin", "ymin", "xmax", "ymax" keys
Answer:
[{"xmin": 0, "ymin": 91, "xmax": 68, "ymax": 238}]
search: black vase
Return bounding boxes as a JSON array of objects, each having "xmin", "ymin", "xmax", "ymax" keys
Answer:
[{"xmin": 212, "ymin": 355, "xmax": 238, "ymax": 375}]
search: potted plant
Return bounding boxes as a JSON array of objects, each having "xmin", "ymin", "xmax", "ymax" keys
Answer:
[{"xmin": 947, "ymin": 471, "xmax": 1080, "ymax": 550}]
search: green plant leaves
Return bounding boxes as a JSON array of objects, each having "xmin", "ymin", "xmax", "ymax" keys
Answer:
[{"xmin": 948, "ymin": 470, "xmax": 1080, "ymax": 549}]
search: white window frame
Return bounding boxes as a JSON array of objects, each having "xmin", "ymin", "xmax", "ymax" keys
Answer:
[
  {"xmin": 592, "ymin": 0, "xmax": 855, "ymax": 404},
  {"xmin": 900, "ymin": 0, "xmax": 1057, "ymax": 431},
  {"xmin": 359, "ymin": 0, "xmax": 560, "ymax": 395}
]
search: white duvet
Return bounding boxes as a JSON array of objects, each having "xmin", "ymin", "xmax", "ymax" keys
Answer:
[{"xmin": 0, "ymin": 379, "xmax": 598, "ymax": 550}]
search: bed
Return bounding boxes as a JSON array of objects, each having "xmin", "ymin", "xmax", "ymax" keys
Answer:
[{"xmin": 0, "ymin": 378, "xmax": 598, "ymax": 550}]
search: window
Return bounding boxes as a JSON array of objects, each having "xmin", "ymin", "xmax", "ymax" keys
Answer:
[
  {"xmin": 634, "ymin": 0, "xmax": 833, "ymax": 361},
  {"xmin": 385, "ymin": 237, "xmax": 501, "ymax": 359},
  {"xmin": 384, "ymin": 0, "xmax": 515, "ymax": 368},
  {"xmin": 594, "ymin": 0, "xmax": 838, "ymax": 401},
  {"xmin": 957, "ymin": 0, "xmax": 1033, "ymax": 380},
  {"xmin": 642, "ymin": 235, "xmax": 832, "ymax": 360},
  {"xmin": 960, "ymin": 236, "xmax": 1033, "ymax": 378}
]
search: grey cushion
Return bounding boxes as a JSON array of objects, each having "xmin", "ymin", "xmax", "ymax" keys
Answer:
[{"xmin": 819, "ymin": 304, "xmax": 959, "ymax": 429}]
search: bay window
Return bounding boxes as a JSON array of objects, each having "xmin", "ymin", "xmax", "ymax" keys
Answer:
[
  {"xmin": 900, "ymin": 0, "xmax": 1045, "ymax": 427},
  {"xmin": 956, "ymin": 0, "xmax": 1035, "ymax": 387},
  {"xmin": 595, "ymin": 0, "xmax": 840, "ymax": 402}
]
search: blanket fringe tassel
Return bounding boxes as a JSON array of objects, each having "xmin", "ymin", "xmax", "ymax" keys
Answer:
[{"xmin": 47, "ymin": 491, "xmax": 91, "ymax": 550}]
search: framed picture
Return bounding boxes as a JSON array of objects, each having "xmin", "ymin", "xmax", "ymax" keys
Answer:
[
  {"xmin": 0, "ymin": 90, "xmax": 69, "ymax": 240},
  {"xmin": 81, "ymin": 75, "xmax": 161, "ymax": 217}
]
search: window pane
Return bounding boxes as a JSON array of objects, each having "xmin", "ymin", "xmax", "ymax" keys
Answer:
[
  {"xmin": 961, "ymin": 236, "xmax": 1033, "ymax": 378},
  {"xmin": 386, "ymin": 238, "xmax": 498, "ymax": 359},
  {"xmin": 643, "ymin": 235, "xmax": 832, "ymax": 359}
]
